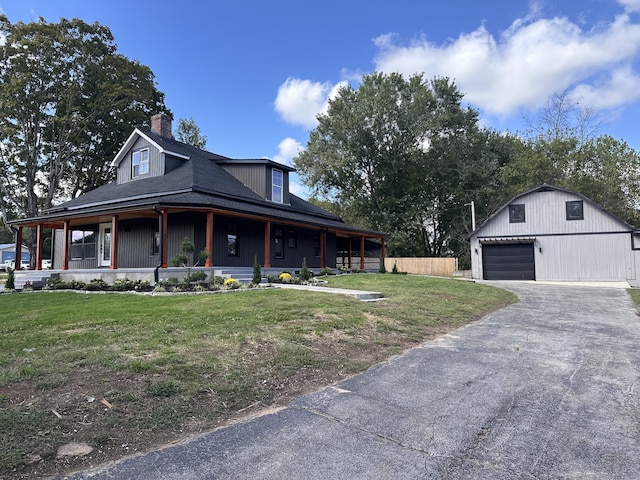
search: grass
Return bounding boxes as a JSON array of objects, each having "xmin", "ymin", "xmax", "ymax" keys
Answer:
[
  {"xmin": 627, "ymin": 288, "xmax": 640, "ymax": 307},
  {"xmin": 0, "ymin": 274, "xmax": 517, "ymax": 478}
]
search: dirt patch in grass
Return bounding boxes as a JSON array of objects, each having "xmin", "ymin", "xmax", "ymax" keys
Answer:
[{"xmin": 1, "ymin": 331, "xmax": 422, "ymax": 479}]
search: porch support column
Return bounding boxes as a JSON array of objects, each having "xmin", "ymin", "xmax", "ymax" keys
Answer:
[
  {"xmin": 320, "ymin": 229, "xmax": 325, "ymax": 269},
  {"xmin": 205, "ymin": 210, "xmax": 214, "ymax": 267},
  {"xmin": 15, "ymin": 227, "xmax": 22, "ymax": 270},
  {"xmin": 35, "ymin": 224, "xmax": 43, "ymax": 270},
  {"xmin": 110, "ymin": 215, "xmax": 118, "ymax": 270},
  {"xmin": 360, "ymin": 235, "xmax": 365, "ymax": 270},
  {"xmin": 161, "ymin": 208, "xmax": 168, "ymax": 268},
  {"xmin": 380, "ymin": 237, "xmax": 386, "ymax": 270},
  {"xmin": 62, "ymin": 221, "xmax": 70, "ymax": 270},
  {"xmin": 264, "ymin": 220, "xmax": 271, "ymax": 268},
  {"xmin": 348, "ymin": 237, "xmax": 352, "ymax": 269}
]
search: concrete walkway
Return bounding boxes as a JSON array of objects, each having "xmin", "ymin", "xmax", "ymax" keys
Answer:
[
  {"xmin": 67, "ymin": 282, "xmax": 640, "ymax": 479},
  {"xmin": 274, "ymin": 283, "xmax": 385, "ymax": 301}
]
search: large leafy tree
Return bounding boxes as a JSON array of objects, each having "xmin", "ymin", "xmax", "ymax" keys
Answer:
[
  {"xmin": 295, "ymin": 72, "xmax": 495, "ymax": 257},
  {"xmin": 0, "ymin": 15, "xmax": 167, "ymax": 260},
  {"xmin": 499, "ymin": 90, "xmax": 640, "ymax": 226}
]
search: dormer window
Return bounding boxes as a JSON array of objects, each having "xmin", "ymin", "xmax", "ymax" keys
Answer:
[
  {"xmin": 272, "ymin": 169, "xmax": 283, "ymax": 203},
  {"xmin": 132, "ymin": 149, "xmax": 149, "ymax": 177}
]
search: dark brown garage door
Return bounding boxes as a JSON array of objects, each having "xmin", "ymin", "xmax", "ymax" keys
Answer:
[{"xmin": 482, "ymin": 243, "xmax": 535, "ymax": 280}]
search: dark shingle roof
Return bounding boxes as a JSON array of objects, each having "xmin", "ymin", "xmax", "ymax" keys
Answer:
[{"xmin": 39, "ymin": 130, "xmax": 381, "ymax": 236}]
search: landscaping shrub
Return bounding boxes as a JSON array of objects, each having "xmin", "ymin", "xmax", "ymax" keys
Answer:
[
  {"xmin": 184, "ymin": 270, "xmax": 207, "ymax": 283},
  {"xmin": 224, "ymin": 278, "xmax": 240, "ymax": 289},
  {"xmin": 299, "ymin": 257, "xmax": 312, "ymax": 282},
  {"xmin": 5, "ymin": 267, "xmax": 15, "ymax": 290},
  {"xmin": 252, "ymin": 255, "xmax": 262, "ymax": 285}
]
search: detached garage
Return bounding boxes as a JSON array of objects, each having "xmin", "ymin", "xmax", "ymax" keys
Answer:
[{"xmin": 468, "ymin": 184, "xmax": 640, "ymax": 285}]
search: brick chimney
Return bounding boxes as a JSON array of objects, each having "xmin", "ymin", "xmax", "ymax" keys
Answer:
[{"xmin": 150, "ymin": 113, "xmax": 173, "ymax": 139}]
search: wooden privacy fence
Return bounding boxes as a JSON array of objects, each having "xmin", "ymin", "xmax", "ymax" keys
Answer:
[{"xmin": 384, "ymin": 257, "xmax": 458, "ymax": 277}]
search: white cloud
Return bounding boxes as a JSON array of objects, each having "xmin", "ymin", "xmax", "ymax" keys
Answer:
[
  {"xmin": 274, "ymin": 77, "xmax": 348, "ymax": 128},
  {"xmin": 272, "ymin": 137, "xmax": 304, "ymax": 167},
  {"xmin": 570, "ymin": 65, "xmax": 640, "ymax": 109},
  {"xmin": 289, "ymin": 179, "xmax": 307, "ymax": 198},
  {"xmin": 373, "ymin": 8, "xmax": 640, "ymax": 117},
  {"xmin": 618, "ymin": 0, "xmax": 640, "ymax": 13}
]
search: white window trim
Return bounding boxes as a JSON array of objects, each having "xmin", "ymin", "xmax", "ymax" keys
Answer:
[
  {"xmin": 272, "ymin": 168, "xmax": 283, "ymax": 203},
  {"xmin": 132, "ymin": 148, "xmax": 150, "ymax": 178}
]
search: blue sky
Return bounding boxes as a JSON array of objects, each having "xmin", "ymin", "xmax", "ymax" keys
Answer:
[{"xmin": 2, "ymin": 0, "xmax": 640, "ymax": 198}]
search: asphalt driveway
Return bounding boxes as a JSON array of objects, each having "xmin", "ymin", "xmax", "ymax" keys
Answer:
[{"xmin": 68, "ymin": 282, "xmax": 640, "ymax": 479}]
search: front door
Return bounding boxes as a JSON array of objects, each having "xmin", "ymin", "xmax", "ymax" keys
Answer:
[{"xmin": 99, "ymin": 223, "xmax": 112, "ymax": 267}]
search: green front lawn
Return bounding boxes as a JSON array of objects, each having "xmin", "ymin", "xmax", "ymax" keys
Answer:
[{"xmin": 0, "ymin": 274, "xmax": 517, "ymax": 478}]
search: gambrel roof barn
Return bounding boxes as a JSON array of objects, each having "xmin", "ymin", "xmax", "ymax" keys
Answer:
[{"xmin": 469, "ymin": 184, "xmax": 640, "ymax": 286}]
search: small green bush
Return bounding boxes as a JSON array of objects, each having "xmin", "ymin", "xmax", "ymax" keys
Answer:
[
  {"xmin": 5, "ymin": 267, "xmax": 15, "ymax": 290},
  {"xmin": 184, "ymin": 271, "xmax": 207, "ymax": 283},
  {"xmin": 252, "ymin": 255, "xmax": 262, "ymax": 284},
  {"xmin": 85, "ymin": 278, "xmax": 109, "ymax": 291},
  {"xmin": 299, "ymin": 258, "xmax": 312, "ymax": 282}
]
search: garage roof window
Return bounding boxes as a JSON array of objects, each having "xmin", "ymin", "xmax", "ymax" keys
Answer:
[
  {"xmin": 566, "ymin": 200, "xmax": 583, "ymax": 220},
  {"xmin": 509, "ymin": 204, "xmax": 526, "ymax": 223}
]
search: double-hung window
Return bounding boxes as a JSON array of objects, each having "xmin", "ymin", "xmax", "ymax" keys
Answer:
[
  {"xmin": 132, "ymin": 149, "xmax": 149, "ymax": 178},
  {"xmin": 272, "ymin": 169, "xmax": 283, "ymax": 203}
]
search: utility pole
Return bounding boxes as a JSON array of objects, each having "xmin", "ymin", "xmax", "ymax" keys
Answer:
[{"xmin": 466, "ymin": 201, "xmax": 476, "ymax": 231}]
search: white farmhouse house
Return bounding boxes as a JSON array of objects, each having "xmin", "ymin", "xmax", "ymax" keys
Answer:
[{"xmin": 469, "ymin": 184, "xmax": 640, "ymax": 286}]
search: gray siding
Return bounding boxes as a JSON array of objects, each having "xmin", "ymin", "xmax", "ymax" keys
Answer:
[
  {"xmin": 118, "ymin": 218, "xmax": 158, "ymax": 268},
  {"xmin": 213, "ymin": 215, "xmax": 265, "ymax": 267},
  {"xmin": 535, "ymin": 233, "xmax": 632, "ymax": 281},
  {"xmin": 165, "ymin": 154, "xmax": 184, "ymax": 174},
  {"xmin": 116, "ymin": 137, "xmax": 164, "ymax": 184},
  {"xmin": 478, "ymin": 189, "xmax": 629, "ymax": 238},
  {"xmin": 167, "ymin": 213, "xmax": 197, "ymax": 264},
  {"xmin": 221, "ymin": 163, "xmax": 291, "ymax": 204},
  {"xmin": 53, "ymin": 229, "xmax": 64, "ymax": 269},
  {"xmin": 269, "ymin": 226, "xmax": 330, "ymax": 269},
  {"xmin": 221, "ymin": 164, "xmax": 267, "ymax": 198},
  {"xmin": 470, "ymin": 188, "xmax": 639, "ymax": 282}
]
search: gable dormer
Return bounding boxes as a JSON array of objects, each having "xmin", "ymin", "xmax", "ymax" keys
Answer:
[
  {"xmin": 111, "ymin": 114, "xmax": 190, "ymax": 184},
  {"xmin": 218, "ymin": 159, "xmax": 295, "ymax": 205}
]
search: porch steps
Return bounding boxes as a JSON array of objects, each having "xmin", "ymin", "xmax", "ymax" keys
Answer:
[
  {"xmin": 214, "ymin": 267, "xmax": 256, "ymax": 283},
  {"xmin": 14, "ymin": 271, "xmax": 58, "ymax": 290}
]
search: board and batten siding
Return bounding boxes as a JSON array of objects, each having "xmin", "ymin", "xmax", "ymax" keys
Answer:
[
  {"xmin": 116, "ymin": 137, "xmax": 164, "ymax": 184},
  {"xmin": 534, "ymin": 233, "xmax": 632, "ymax": 281},
  {"xmin": 220, "ymin": 164, "xmax": 267, "ymax": 199},
  {"xmin": 478, "ymin": 189, "xmax": 630, "ymax": 237},
  {"xmin": 470, "ymin": 187, "xmax": 640, "ymax": 283},
  {"xmin": 117, "ymin": 219, "xmax": 158, "ymax": 268}
]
